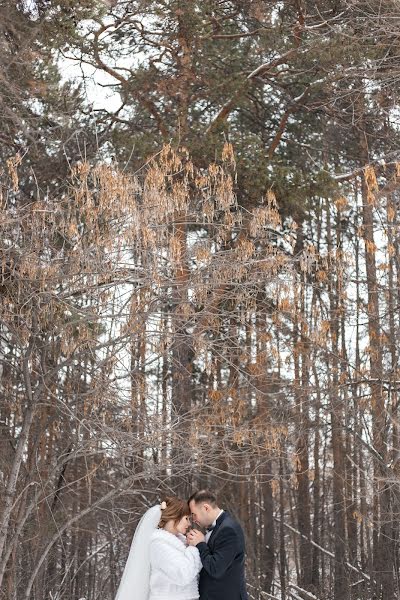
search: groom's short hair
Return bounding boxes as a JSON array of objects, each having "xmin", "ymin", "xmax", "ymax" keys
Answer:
[{"xmin": 188, "ymin": 489, "xmax": 218, "ymax": 507}]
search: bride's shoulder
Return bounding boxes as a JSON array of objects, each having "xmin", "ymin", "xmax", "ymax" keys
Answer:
[
  {"xmin": 151, "ymin": 528, "xmax": 174, "ymax": 542},
  {"xmin": 150, "ymin": 529, "xmax": 185, "ymax": 548},
  {"xmin": 151, "ymin": 528, "xmax": 165, "ymax": 541}
]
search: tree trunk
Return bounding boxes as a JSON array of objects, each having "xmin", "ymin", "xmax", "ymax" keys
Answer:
[
  {"xmin": 326, "ymin": 199, "xmax": 349, "ymax": 600},
  {"xmin": 360, "ymin": 166, "xmax": 393, "ymax": 598}
]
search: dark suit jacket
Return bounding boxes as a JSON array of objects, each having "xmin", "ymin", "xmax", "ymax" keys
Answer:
[{"xmin": 196, "ymin": 511, "xmax": 248, "ymax": 600}]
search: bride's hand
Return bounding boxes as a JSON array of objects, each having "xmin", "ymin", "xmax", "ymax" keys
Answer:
[{"xmin": 187, "ymin": 529, "xmax": 205, "ymax": 546}]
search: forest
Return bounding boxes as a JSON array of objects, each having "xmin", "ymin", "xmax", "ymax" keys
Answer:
[{"xmin": 1, "ymin": 1, "xmax": 400, "ymax": 599}]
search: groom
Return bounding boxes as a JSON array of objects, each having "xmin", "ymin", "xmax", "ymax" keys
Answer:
[{"xmin": 187, "ymin": 490, "xmax": 248, "ymax": 600}]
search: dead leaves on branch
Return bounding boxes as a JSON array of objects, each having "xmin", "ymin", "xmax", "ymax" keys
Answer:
[{"xmin": 1, "ymin": 147, "xmax": 397, "ymax": 459}]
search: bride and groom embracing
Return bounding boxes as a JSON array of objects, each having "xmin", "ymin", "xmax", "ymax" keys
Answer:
[{"xmin": 115, "ymin": 489, "xmax": 248, "ymax": 600}]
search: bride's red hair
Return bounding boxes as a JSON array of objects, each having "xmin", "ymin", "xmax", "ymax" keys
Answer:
[{"xmin": 158, "ymin": 496, "xmax": 190, "ymax": 528}]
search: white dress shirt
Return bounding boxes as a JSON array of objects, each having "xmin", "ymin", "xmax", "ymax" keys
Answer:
[{"xmin": 205, "ymin": 509, "xmax": 224, "ymax": 543}]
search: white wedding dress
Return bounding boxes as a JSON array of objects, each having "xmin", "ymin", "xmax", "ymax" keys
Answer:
[{"xmin": 115, "ymin": 505, "xmax": 202, "ymax": 600}]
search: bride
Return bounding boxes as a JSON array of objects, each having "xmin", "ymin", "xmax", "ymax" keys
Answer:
[{"xmin": 116, "ymin": 496, "xmax": 202, "ymax": 600}]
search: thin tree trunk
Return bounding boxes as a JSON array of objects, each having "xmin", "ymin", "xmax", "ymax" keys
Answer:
[
  {"xmin": 326, "ymin": 199, "xmax": 349, "ymax": 600},
  {"xmin": 0, "ymin": 330, "xmax": 40, "ymax": 590},
  {"xmin": 279, "ymin": 456, "xmax": 286, "ymax": 600},
  {"xmin": 360, "ymin": 164, "xmax": 393, "ymax": 598},
  {"xmin": 293, "ymin": 281, "xmax": 313, "ymax": 592},
  {"xmin": 263, "ymin": 459, "xmax": 275, "ymax": 594}
]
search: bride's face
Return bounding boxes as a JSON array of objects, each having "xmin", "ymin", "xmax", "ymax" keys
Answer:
[{"xmin": 176, "ymin": 515, "xmax": 191, "ymax": 535}]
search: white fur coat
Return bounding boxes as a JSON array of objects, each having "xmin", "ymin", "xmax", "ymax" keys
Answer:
[{"xmin": 149, "ymin": 528, "xmax": 202, "ymax": 600}]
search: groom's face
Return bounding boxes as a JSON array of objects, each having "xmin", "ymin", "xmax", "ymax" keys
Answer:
[{"xmin": 189, "ymin": 500, "xmax": 213, "ymax": 528}]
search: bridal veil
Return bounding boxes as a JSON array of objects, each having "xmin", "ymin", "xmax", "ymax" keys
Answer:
[{"xmin": 115, "ymin": 505, "xmax": 161, "ymax": 600}]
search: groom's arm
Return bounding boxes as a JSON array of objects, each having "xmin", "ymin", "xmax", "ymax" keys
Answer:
[{"xmin": 196, "ymin": 527, "xmax": 238, "ymax": 579}]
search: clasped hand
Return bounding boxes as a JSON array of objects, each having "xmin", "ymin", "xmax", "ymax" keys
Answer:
[{"xmin": 186, "ymin": 528, "xmax": 205, "ymax": 546}]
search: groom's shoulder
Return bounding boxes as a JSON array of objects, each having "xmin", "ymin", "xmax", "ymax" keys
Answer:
[
  {"xmin": 221, "ymin": 513, "xmax": 245, "ymax": 538},
  {"xmin": 221, "ymin": 512, "xmax": 243, "ymax": 532},
  {"xmin": 223, "ymin": 511, "xmax": 240, "ymax": 525}
]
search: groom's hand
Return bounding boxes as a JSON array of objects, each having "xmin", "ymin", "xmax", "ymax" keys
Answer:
[{"xmin": 187, "ymin": 529, "xmax": 205, "ymax": 546}]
